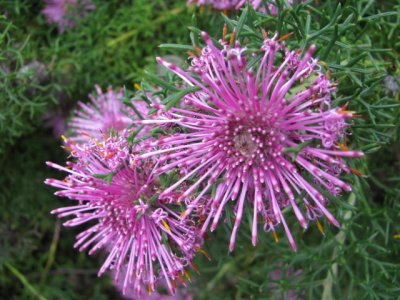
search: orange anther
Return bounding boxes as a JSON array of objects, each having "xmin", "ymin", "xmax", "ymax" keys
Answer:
[
  {"xmin": 316, "ymin": 218, "xmax": 325, "ymax": 236},
  {"xmin": 350, "ymin": 168, "xmax": 365, "ymax": 177},
  {"xmin": 229, "ymin": 29, "xmax": 236, "ymax": 46},
  {"xmin": 194, "ymin": 45, "xmax": 202, "ymax": 55},
  {"xmin": 222, "ymin": 23, "xmax": 228, "ymax": 42},
  {"xmin": 195, "ymin": 247, "xmax": 211, "ymax": 260},
  {"xmin": 272, "ymin": 230, "xmax": 279, "ymax": 243},
  {"xmin": 261, "ymin": 29, "xmax": 268, "ymax": 39},
  {"xmin": 278, "ymin": 32, "xmax": 294, "ymax": 42},
  {"xmin": 183, "ymin": 269, "xmax": 191, "ymax": 282}
]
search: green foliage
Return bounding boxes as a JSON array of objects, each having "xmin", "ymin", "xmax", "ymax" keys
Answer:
[{"xmin": 0, "ymin": 17, "xmax": 54, "ymax": 154}]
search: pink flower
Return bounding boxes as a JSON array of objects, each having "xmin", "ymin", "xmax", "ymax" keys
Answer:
[
  {"xmin": 137, "ymin": 31, "xmax": 363, "ymax": 252},
  {"xmin": 45, "ymin": 134, "xmax": 202, "ymax": 296},
  {"xmin": 42, "ymin": 0, "xmax": 95, "ymax": 33},
  {"xmin": 187, "ymin": 0, "xmax": 242, "ymax": 10},
  {"xmin": 188, "ymin": 0, "xmax": 304, "ymax": 14},
  {"xmin": 68, "ymin": 85, "xmax": 148, "ymax": 143}
]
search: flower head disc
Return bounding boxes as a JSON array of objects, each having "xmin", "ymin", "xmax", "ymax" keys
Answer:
[{"xmin": 138, "ymin": 30, "xmax": 363, "ymax": 251}]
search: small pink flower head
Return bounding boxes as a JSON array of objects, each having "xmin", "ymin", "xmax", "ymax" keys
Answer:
[
  {"xmin": 45, "ymin": 134, "xmax": 201, "ymax": 296},
  {"xmin": 42, "ymin": 0, "xmax": 95, "ymax": 33},
  {"xmin": 241, "ymin": 0, "xmax": 305, "ymax": 15},
  {"xmin": 68, "ymin": 85, "xmax": 148, "ymax": 143},
  {"xmin": 138, "ymin": 30, "xmax": 363, "ymax": 252},
  {"xmin": 187, "ymin": 0, "xmax": 242, "ymax": 10}
]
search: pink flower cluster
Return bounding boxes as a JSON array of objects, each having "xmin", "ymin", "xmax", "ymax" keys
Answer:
[{"xmin": 45, "ymin": 27, "xmax": 362, "ymax": 298}]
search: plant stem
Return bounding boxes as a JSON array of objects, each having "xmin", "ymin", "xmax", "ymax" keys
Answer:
[{"xmin": 322, "ymin": 193, "xmax": 356, "ymax": 300}]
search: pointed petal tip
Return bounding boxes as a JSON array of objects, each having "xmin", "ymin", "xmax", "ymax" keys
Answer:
[
  {"xmin": 300, "ymin": 219, "xmax": 308, "ymax": 229},
  {"xmin": 252, "ymin": 235, "xmax": 258, "ymax": 247},
  {"xmin": 308, "ymin": 44, "xmax": 317, "ymax": 54},
  {"xmin": 290, "ymin": 242, "xmax": 297, "ymax": 252},
  {"xmin": 201, "ymin": 31, "xmax": 209, "ymax": 39}
]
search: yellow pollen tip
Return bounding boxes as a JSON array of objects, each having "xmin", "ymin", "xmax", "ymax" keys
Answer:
[
  {"xmin": 316, "ymin": 219, "xmax": 325, "ymax": 235},
  {"xmin": 222, "ymin": 23, "xmax": 228, "ymax": 42},
  {"xmin": 179, "ymin": 210, "xmax": 187, "ymax": 218},
  {"xmin": 337, "ymin": 143, "xmax": 349, "ymax": 151},
  {"xmin": 134, "ymin": 83, "xmax": 141, "ymax": 90},
  {"xmin": 272, "ymin": 230, "xmax": 279, "ymax": 243},
  {"xmin": 183, "ymin": 269, "xmax": 191, "ymax": 282},
  {"xmin": 223, "ymin": 9, "xmax": 228, "ymax": 16},
  {"xmin": 338, "ymin": 107, "xmax": 356, "ymax": 115},
  {"xmin": 393, "ymin": 234, "xmax": 400, "ymax": 239},
  {"xmin": 61, "ymin": 135, "xmax": 68, "ymax": 142},
  {"xmin": 148, "ymin": 284, "xmax": 152, "ymax": 295},
  {"xmin": 229, "ymin": 30, "xmax": 236, "ymax": 46},
  {"xmin": 162, "ymin": 219, "xmax": 171, "ymax": 233}
]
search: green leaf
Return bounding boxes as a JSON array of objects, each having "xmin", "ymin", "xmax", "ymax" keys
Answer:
[
  {"xmin": 162, "ymin": 86, "xmax": 201, "ymax": 110},
  {"xmin": 93, "ymin": 171, "xmax": 117, "ymax": 185}
]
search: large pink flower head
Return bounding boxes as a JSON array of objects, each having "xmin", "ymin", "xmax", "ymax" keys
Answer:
[
  {"xmin": 68, "ymin": 85, "xmax": 148, "ymax": 143},
  {"xmin": 45, "ymin": 133, "xmax": 202, "ymax": 296},
  {"xmin": 42, "ymin": 0, "xmax": 95, "ymax": 33},
  {"xmin": 137, "ymin": 30, "xmax": 363, "ymax": 252}
]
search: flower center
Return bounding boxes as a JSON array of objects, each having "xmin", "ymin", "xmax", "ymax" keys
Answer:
[{"xmin": 233, "ymin": 131, "xmax": 258, "ymax": 157}]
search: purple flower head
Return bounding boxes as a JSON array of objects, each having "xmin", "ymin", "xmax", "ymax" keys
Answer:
[
  {"xmin": 188, "ymin": 0, "xmax": 304, "ymax": 14},
  {"xmin": 42, "ymin": 0, "xmax": 95, "ymax": 33},
  {"xmin": 68, "ymin": 85, "xmax": 148, "ymax": 143},
  {"xmin": 241, "ymin": 0, "xmax": 305, "ymax": 15},
  {"xmin": 187, "ymin": 0, "xmax": 242, "ymax": 10},
  {"xmin": 45, "ymin": 134, "xmax": 202, "ymax": 296},
  {"xmin": 137, "ymin": 30, "xmax": 363, "ymax": 252},
  {"xmin": 43, "ymin": 104, "xmax": 69, "ymax": 137}
]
